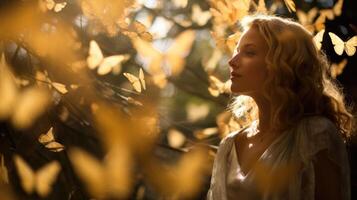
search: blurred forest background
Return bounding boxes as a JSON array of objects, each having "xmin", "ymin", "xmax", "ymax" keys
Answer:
[{"xmin": 0, "ymin": 0, "xmax": 356, "ymax": 199}]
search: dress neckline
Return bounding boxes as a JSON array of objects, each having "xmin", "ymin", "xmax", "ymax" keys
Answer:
[{"xmin": 232, "ymin": 128, "xmax": 286, "ymax": 178}]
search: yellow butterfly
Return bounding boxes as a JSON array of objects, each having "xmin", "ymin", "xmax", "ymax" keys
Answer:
[
  {"xmin": 39, "ymin": 0, "xmax": 67, "ymax": 12},
  {"xmin": 211, "ymin": 31, "xmax": 241, "ymax": 54},
  {"xmin": 0, "ymin": 55, "xmax": 51, "ymax": 129},
  {"xmin": 330, "ymin": 59, "xmax": 347, "ymax": 78},
  {"xmin": 173, "ymin": 0, "xmax": 188, "ymax": 8},
  {"xmin": 38, "ymin": 127, "xmax": 65, "ymax": 152},
  {"xmin": 193, "ymin": 127, "xmax": 218, "ymax": 140},
  {"xmin": 328, "ymin": 32, "xmax": 357, "ymax": 56},
  {"xmin": 36, "ymin": 71, "xmax": 68, "ymax": 94},
  {"xmin": 314, "ymin": 0, "xmax": 344, "ymax": 31},
  {"xmin": 132, "ymin": 30, "xmax": 195, "ymax": 88},
  {"xmin": 191, "ymin": 4, "xmax": 211, "ymax": 26},
  {"xmin": 186, "ymin": 103, "xmax": 210, "ymax": 122},
  {"xmin": 87, "ymin": 40, "xmax": 130, "ymax": 75},
  {"xmin": 13, "ymin": 155, "xmax": 61, "ymax": 197},
  {"xmin": 69, "ymin": 147, "xmax": 132, "ymax": 198},
  {"xmin": 296, "ymin": 8, "xmax": 318, "ymax": 33},
  {"xmin": 252, "ymin": 0, "xmax": 268, "ymax": 13},
  {"xmin": 209, "ymin": 0, "xmax": 249, "ymax": 26},
  {"xmin": 123, "ymin": 68, "xmax": 146, "ymax": 93},
  {"xmin": 313, "ymin": 29, "xmax": 325, "ymax": 50},
  {"xmin": 120, "ymin": 21, "xmax": 153, "ymax": 42},
  {"xmin": 208, "ymin": 75, "xmax": 231, "ymax": 97}
]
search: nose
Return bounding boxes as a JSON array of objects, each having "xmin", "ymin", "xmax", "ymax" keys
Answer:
[{"xmin": 228, "ymin": 53, "xmax": 239, "ymax": 69}]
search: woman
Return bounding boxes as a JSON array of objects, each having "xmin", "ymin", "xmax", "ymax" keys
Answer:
[{"xmin": 207, "ymin": 15, "xmax": 353, "ymax": 200}]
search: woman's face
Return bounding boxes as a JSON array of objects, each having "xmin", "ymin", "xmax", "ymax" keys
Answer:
[{"xmin": 228, "ymin": 26, "xmax": 269, "ymax": 96}]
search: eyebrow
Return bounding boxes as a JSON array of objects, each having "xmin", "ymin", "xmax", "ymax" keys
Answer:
[
  {"xmin": 236, "ymin": 43, "xmax": 257, "ymax": 51},
  {"xmin": 241, "ymin": 43, "xmax": 256, "ymax": 48}
]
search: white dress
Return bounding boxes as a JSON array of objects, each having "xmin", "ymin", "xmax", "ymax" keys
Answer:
[{"xmin": 207, "ymin": 116, "xmax": 350, "ymax": 200}]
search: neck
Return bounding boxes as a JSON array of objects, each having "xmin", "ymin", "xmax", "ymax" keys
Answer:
[{"xmin": 251, "ymin": 95, "xmax": 271, "ymax": 133}]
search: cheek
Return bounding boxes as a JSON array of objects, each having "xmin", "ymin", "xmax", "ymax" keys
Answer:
[{"xmin": 242, "ymin": 58, "xmax": 267, "ymax": 80}]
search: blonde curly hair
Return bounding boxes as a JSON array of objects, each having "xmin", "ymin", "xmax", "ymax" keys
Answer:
[{"xmin": 231, "ymin": 15, "xmax": 354, "ymax": 138}]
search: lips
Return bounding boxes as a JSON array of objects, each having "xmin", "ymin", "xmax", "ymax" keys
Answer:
[{"xmin": 230, "ymin": 72, "xmax": 242, "ymax": 78}]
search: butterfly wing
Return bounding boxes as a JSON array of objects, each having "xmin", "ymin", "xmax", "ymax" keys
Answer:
[
  {"xmin": 132, "ymin": 21, "xmax": 153, "ymax": 42},
  {"xmin": 139, "ymin": 68, "xmax": 146, "ymax": 90},
  {"xmin": 14, "ymin": 155, "xmax": 35, "ymax": 194},
  {"xmin": 98, "ymin": 56, "xmax": 122, "ymax": 75},
  {"xmin": 166, "ymin": 30, "xmax": 195, "ymax": 76},
  {"xmin": 345, "ymin": 36, "xmax": 357, "ymax": 56},
  {"xmin": 54, "ymin": 2, "xmax": 67, "ymax": 12},
  {"xmin": 333, "ymin": 0, "xmax": 344, "ymax": 16},
  {"xmin": 330, "ymin": 59, "xmax": 347, "ymax": 78},
  {"xmin": 69, "ymin": 148, "xmax": 106, "ymax": 198},
  {"xmin": 131, "ymin": 38, "xmax": 163, "ymax": 74},
  {"xmin": 97, "ymin": 54, "xmax": 130, "ymax": 75},
  {"xmin": 12, "ymin": 87, "xmax": 51, "ymax": 129},
  {"xmin": 0, "ymin": 54, "xmax": 18, "ymax": 119},
  {"xmin": 307, "ymin": 7, "xmax": 318, "ymax": 23},
  {"xmin": 296, "ymin": 10, "xmax": 308, "ymax": 25},
  {"xmin": 45, "ymin": 0, "xmax": 55, "ymax": 10},
  {"xmin": 191, "ymin": 4, "xmax": 211, "ymax": 26},
  {"xmin": 329, "ymin": 32, "xmax": 345, "ymax": 55},
  {"xmin": 45, "ymin": 142, "xmax": 65, "ymax": 152},
  {"xmin": 51, "ymin": 82, "xmax": 68, "ymax": 94},
  {"xmin": 87, "ymin": 40, "xmax": 104, "ymax": 69},
  {"xmin": 38, "ymin": 127, "xmax": 55, "ymax": 144},
  {"xmin": 313, "ymin": 29, "xmax": 325, "ymax": 50},
  {"xmin": 123, "ymin": 72, "xmax": 141, "ymax": 93},
  {"xmin": 35, "ymin": 161, "xmax": 61, "ymax": 197}
]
